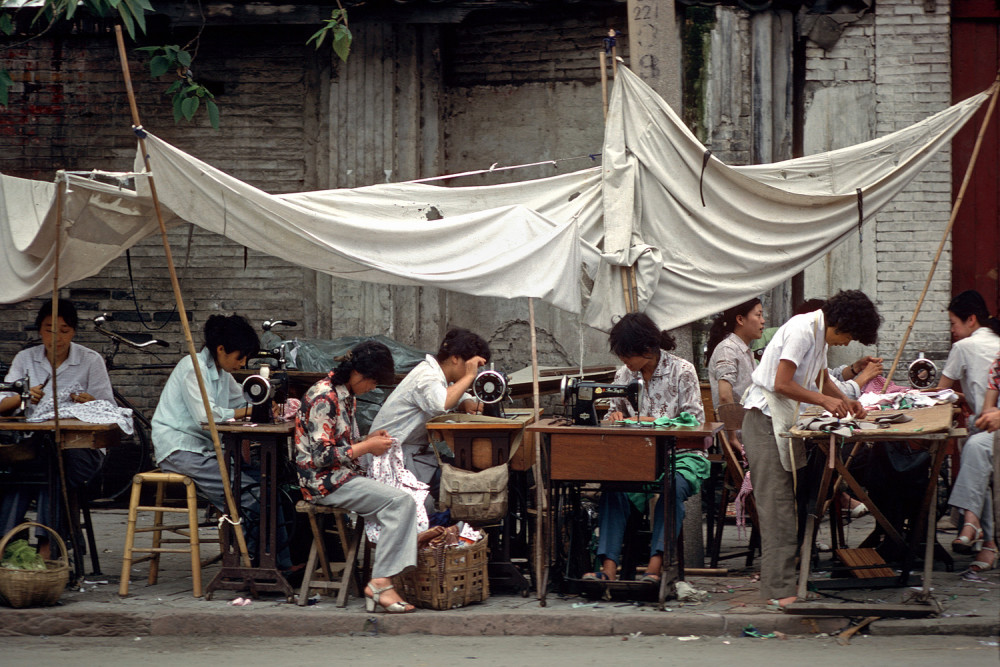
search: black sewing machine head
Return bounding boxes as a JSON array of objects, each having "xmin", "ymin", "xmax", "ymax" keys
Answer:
[
  {"xmin": 472, "ymin": 364, "xmax": 510, "ymax": 418},
  {"xmin": 0, "ymin": 376, "xmax": 31, "ymax": 415},
  {"xmin": 241, "ymin": 366, "xmax": 287, "ymax": 423},
  {"xmin": 907, "ymin": 352, "xmax": 938, "ymax": 389},
  {"xmin": 561, "ymin": 377, "xmax": 643, "ymax": 426}
]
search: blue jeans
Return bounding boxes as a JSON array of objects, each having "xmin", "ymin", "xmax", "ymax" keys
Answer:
[{"xmin": 596, "ymin": 473, "xmax": 693, "ymax": 565}]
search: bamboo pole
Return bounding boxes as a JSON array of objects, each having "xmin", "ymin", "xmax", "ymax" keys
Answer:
[
  {"xmin": 529, "ymin": 298, "xmax": 548, "ymax": 605},
  {"xmin": 114, "ymin": 26, "xmax": 250, "ymax": 566},
  {"xmin": 599, "ymin": 50, "xmax": 609, "ymax": 121},
  {"xmin": 883, "ymin": 73, "xmax": 1000, "ymax": 388}
]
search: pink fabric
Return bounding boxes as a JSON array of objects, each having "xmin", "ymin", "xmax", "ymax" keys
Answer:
[
  {"xmin": 734, "ymin": 470, "xmax": 753, "ymax": 540},
  {"xmin": 280, "ymin": 398, "xmax": 300, "ymax": 422},
  {"xmin": 861, "ymin": 375, "xmax": 909, "ymax": 395}
]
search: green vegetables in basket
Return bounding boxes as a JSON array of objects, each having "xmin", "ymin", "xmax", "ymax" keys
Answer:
[{"xmin": 1, "ymin": 539, "xmax": 46, "ymax": 570}]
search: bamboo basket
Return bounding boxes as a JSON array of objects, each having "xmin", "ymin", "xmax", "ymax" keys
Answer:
[
  {"xmin": 0, "ymin": 522, "xmax": 70, "ymax": 608},
  {"xmin": 394, "ymin": 538, "xmax": 489, "ymax": 610}
]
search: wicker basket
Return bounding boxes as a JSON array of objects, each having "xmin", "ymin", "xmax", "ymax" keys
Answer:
[
  {"xmin": 0, "ymin": 522, "xmax": 70, "ymax": 608},
  {"xmin": 394, "ymin": 538, "xmax": 489, "ymax": 610}
]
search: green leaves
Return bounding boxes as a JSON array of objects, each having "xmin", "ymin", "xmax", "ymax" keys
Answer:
[
  {"xmin": 140, "ymin": 45, "xmax": 220, "ymax": 129},
  {"xmin": 307, "ymin": 8, "xmax": 352, "ymax": 62}
]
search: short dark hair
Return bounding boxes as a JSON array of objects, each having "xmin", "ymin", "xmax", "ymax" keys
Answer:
[
  {"xmin": 706, "ymin": 297, "xmax": 761, "ymax": 361},
  {"xmin": 608, "ymin": 312, "xmax": 676, "ymax": 357},
  {"xmin": 35, "ymin": 298, "xmax": 79, "ymax": 331},
  {"xmin": 203, "ymin": 314, "xmax": 259, "ymax": 364},
  {"xmin": 821, "ymin": 290, "xmax": 881, "ymax": 346},
  {"xmin": 330, "ymin": 340, "xmax": 395, "ymax": 387},
  {"xmin": 435, "ymin": 328, "xmax": 491, "ymax": 364},
  {"xmin": 949, "ymin": 289, "xmax": 1000, "ymax": 335}
]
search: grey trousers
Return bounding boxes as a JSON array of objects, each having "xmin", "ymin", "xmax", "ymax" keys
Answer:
[
  {"xmin": 315, "ymin": 475, "xmax": 417, "ymax": 580},
  {"xmin": 743, "ymin": 408, "xmax": 800, "ymax": 600},
  {"xmin": 949, "ymin": 430, "xmax": 995, "ymax": 541}
]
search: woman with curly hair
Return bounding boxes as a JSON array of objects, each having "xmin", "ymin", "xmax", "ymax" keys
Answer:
[
  {"xmin": 741, "ymin": 290, "xmax": 881, "ymax": 609},
  {"xmin": 295, "ymin": 340, "xmax": 420, "ymax": 613}
]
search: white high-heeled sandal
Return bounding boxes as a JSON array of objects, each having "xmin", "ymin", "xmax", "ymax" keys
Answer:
[
  {"xmin": 952, "ymin": 522, "xmax": 984, "ymax": 555},
  {"xmin": 365, "ymin": 583, "xmax": 415, "ymax": 613},
  {"xmin": 970, "ymin": 545, "xmax": 997, "ymax": 572}
]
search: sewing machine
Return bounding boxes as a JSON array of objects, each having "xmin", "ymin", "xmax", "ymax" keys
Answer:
[
  {"xmin": 561, "ymin": 377, "xmax": 643, "ymax": 426},
  {"xmin": 241, "ymin": 365, "xmax": 286, "ymax": 423},
  {"xmin": 473, "ymin": 364, "xmax": 510, "ymax": 418},
  {"xmin": 0, "ymin": 376, "xmax": 31, "ymax": 415},
  {"xmin": 908, "ymin": 352, "xmax": 938, "ymax": 389}
]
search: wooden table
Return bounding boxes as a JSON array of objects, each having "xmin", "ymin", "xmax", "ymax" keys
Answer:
[
  {"xmin": 785, "ymin": 403, "xmax": 961, "ymax": 609},
  {"xmin": 0, "ymin": 417, "xmax": 122, "ymax": 578},
  {"xmin": 526, "ymin": 419, "xmax": 722, "ymax": 608},
  {"xmin": 426, "ymin": 409, "xmax": 538, "ymax": 594},
  {"xmin": 202, "ymin": 420, "xmax": 296, "ymax": 601}
]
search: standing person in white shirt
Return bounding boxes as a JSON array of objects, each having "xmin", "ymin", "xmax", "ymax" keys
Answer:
[
  {"xmin": 706, "ymin": 297, "xmax": 765, "ymax": 414},
  {"xmin": 741, "ymin": 290, "xmax": 881, "ymax": 610},
  {"xmin": 935, "ymin": 290, "xmax": 1000, "ymax": 425},
  {"xmin": 369, "ymin": 328, "xmax": 489, "ymax": 510},
  {"xmin": 0, "ymin": 299, "xmax": 114, "ymax": 557}
]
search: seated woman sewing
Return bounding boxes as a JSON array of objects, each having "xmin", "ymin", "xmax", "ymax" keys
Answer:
[
  {"xmin": 369, "ymin": 328, "xmax": 489, "ymax": 510},
  {"xmin": 741, "ymin": 290, "xmax": 881, "ymax": 610},
  {"xmin": 934, "ymin": 290, "xmax": 1000, "ymax": 423},
  {"xmin": 295, "ymin": 340, "xmax": 421, "ymax": 613},
  {"xmin": 583, "ymin": 312, "xmax": 710, "ymax": 583},
  {"xmin": 0, "ymin": 299, "xmax": 114, "ymax": 558},
  {"xmin": 150, "ymin": 313, "xmax": 286, "ymax": 567}
]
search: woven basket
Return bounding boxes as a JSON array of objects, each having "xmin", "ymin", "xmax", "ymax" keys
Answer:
[
  {"xmin": 0, "ymin": 522, "xmax": 70, "ymax": 608},
  {"xmin": 394, "ymin": 538, "xmax": 489, "ymax": 610}
]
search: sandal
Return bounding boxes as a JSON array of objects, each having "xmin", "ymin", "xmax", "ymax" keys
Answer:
[
  {"xmin": 364, "ymin": 583, "xmax": 415, "ymax": 613},
  {"xmin": 970, "ymin": 545, "xmax": 997, "ymax": 572},
  {"xmin": 637, "ymin": 573, "xmax": 660, "ymax": 583},
  {"xmin": 952, "ymin": 522, "xmax": 984, "ymax": 555},
  {"xmin": 581, "ymin": 571, "xmax": 611, "ymax": 581}
]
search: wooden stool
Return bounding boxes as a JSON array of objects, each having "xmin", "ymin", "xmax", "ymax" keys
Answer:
[
  {"xmin": 119, "ymin": 471, "xmax": 205, "ymax": 597},
  {"xmin": 296, "ymin": 500, "xmax": 361, "ymax": 607}
]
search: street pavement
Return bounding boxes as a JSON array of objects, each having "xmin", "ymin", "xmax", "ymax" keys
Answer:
[{"xmin": 0, "ymin": 507, "xmax": 997, "ymax": 639}]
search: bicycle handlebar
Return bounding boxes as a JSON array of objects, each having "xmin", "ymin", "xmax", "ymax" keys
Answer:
[
  {"xmin": 93, "ymin": 314, "xmax": 170, "ymax": 351},
  {"xmin": 262, "ymin": 319, "xmax": 297, "ymax": 331}
]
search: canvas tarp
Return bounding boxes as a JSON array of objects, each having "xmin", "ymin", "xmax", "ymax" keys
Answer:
[{"xmin": 0, "ymin": 65, "xmax": 988, "ymax": 330}]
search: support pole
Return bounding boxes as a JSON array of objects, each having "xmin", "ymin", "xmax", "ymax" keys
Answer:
[
  {"xmin": 114, "ymin": 26, "xmax": 250, "ymax": 566},
  {"xmin": 529, "ymin": 298, "xmax": 547, "ymax": 604},
  {"xmin": 883, "ymin": 73, "xmax": 1000, "ymax": 387}
]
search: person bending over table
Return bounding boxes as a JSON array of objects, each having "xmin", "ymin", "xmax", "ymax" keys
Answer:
[
  {"xmin": 369, "ymin": 328, "xmax": 489, "ymax": 511},
  {"xmin": 150, "ymin": 313, "xmax": 286, "ymax": 567},
  {"xmin": 583, "ymin": 312, "xmax": 710, "ymax": 583},
  {"xmin": 0, "ymin": 299, "xmax": 114, "ymax": 558},
  {"xmin": 742, "ymin": 290, "xmax": 881, "ymax": 610},
  {"xmin": 947, "ymin": 352, "xmax": 999, "ymax": 572},
  {"xmin": 934, "ymin": 290, "xmax": 1000, "ymax": 424},
  {"xmin": 295, "ymin": 340, "xmax": 420, "ymax": 613}
]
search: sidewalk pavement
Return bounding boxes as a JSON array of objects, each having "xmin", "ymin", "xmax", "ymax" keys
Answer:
[{"xmin": 1, "ymin": 508, "xmax": 997, "ymax": 639}]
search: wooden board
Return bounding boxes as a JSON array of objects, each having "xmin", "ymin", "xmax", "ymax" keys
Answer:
[
  {"xmin": 835, "ymin": 547, "xmax": 896, "ymax": 579},
  {"xmin": 789, "ymin": 403, "xmax": 955, "ymax": 438}
]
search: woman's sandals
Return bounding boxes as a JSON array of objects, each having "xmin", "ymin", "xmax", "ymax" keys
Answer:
[
  {"xmin": 952, "ymin": 522, "xmax": 984, "ymax": 555},
  {"xmin": 365, "ymin": 583, "xmax": 415, "ymax": 613}
]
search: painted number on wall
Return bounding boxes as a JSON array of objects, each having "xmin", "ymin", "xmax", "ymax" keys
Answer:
[{"xmin": 632, "ymin": 2, "xmax": 658, "ymax": 20}]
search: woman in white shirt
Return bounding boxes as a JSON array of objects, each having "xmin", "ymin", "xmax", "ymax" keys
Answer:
[
  {"xmin": 935, "ymin": 290, "xmax": 1000, "ymax": 424},
  {"xmin": 741, "ymin": 290, "xmax": 881, "ymax": 610}
]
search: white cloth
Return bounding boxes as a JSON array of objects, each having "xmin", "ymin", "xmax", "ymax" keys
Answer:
[
  {"xmin": 744, "ymin": 311, "xmax": 828, "ymax": 472},
  {"xmin": 708, "ymin": 332, "xmax": 756, "ymax": 410},
  {"xmin": 941, "ymin": 326, "xmax": 1000, "ymax": 421},
  {"xmin": 27, "ymin": 386, "xmax": 133, "ymax": 435},
  {"xmin": 151, "ymin": 347, "xmax": 244, "ymax": 463},
  {"xmin": 0, "ymin": 67, "xmax": 986, "ymax": 330},
  {"xmin": 364, "ymin": 440, "xmax": 429, "ymax": 544},
  {"xmin": 2, "ymin": 342, "xmax": 114, "ymax": 419},
  {"xmin": 607, "ymin": 351, "xmax": 704, "ymax": 423}
]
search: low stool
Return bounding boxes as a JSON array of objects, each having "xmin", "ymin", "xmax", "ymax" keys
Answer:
[
  {"xmin": 119, "ymin": 471, "xmax": 214, "ymax": 597},
  {"xmin": 295, "ymin": 500, "xmax": 361, "ymax": 607}
]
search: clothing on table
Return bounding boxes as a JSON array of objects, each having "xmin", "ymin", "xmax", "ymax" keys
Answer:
[
  {"xmin": 942, "ymin": 326, "xmax": 1000, "ymax": 422},
  {"xmin": 597, "ymin": 351, "xmax": 709, "ymax": 567},
  {"xmin": 294, "ymin": 376, "xmax": 364, "ymax": 500},
  {"xmin": 369, "ymin": 355, "xmax": 472, "ymax": 489},
  {"xmin": 1, "ymin": 342, "xmax": 113, "ymax": 539},
  {"xmin": 948, "ymin": 429, "xmax": 994, "ymax": 541},
  {"xmin": 708, "ymin": 332, "xmax": 756, "ymax": 411},
  {"xmin": 297, "ymin": 376, "xmax": 417, "ymax": 580},
  {"xmin": 151, "ymin": 347, "xmax": 245, "ymax": 464}
]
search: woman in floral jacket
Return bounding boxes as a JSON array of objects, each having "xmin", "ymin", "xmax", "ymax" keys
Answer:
[{"xmin": 295, "ymin": 340, "xmax": 418, "ymax": 613}]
